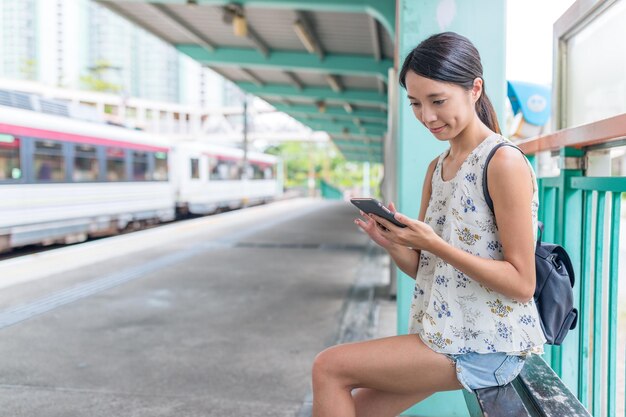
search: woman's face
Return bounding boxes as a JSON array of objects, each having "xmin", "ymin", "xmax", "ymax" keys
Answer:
[{"xmin": 404, "ymin": 71, "xmax": 480, "ymax": 141}]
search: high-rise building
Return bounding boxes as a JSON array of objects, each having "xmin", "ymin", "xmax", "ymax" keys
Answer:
[
  {"xmin": 0, "ymin": 0, "xmax": 38, "ymax": 81},
  {"xmin": 87, "ymin": 1, "xmax": 181, "ymax": 103},
  {"xmin": 0, "ymin": 0, "xmax": 226, "ymax": 106}
]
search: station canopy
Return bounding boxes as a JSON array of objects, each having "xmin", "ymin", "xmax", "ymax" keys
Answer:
[{"xmin": 95, "ymin": 0, "xmax": 396, "ymax": 163}]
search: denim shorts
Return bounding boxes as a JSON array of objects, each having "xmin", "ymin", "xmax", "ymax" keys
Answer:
[{"xmin": 444, "ymin": 351, "xmax": 527, "ymax": 393}]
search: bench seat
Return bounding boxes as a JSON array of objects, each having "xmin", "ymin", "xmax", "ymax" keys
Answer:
[{"xmin": 463, "ymin": 354, "xmax": 591, "ymax": 417}]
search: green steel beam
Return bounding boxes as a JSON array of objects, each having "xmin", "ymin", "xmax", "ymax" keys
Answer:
[
  {"xmin": 339, "ymin": 151, "xmax": 381, "ymax": 163},
  {"xmin": 333, "ymin": 140, "xmax": 382, "ymax": 148},
  {"xmin": 337, "ymin": 142, "xmax": 381, "ymax": 149},
  {"xmin": 304, "ymin": 120, "xmax": 386, "ymax": 135},
  {"xmin": 338, "ymin": 146, "xmax": 382, "ymax": 154},
  {"xmin": 177, "ymin": 45, "xmax": 392, "ymax": 81},
  {"xmin": 302, "ymin": 117, "xmax": 386, "ymax": 130},
  {"xmin": 236, "ymin": 82, "xmax": 387, "ymax": 107},
  {"xmin": 105, "ymin": 0, "xmax": 395, "ymax": 38},
  {"xmin": 293, "ymin": 116, "xmax": 385, "ymax": 136},
  {"xmin": 272, "ymin": 103, "xmax": 387, "ymax": 124},
  {"xmin": 330, "ymin": 133, "xmax": 382, "ymax": 141}
]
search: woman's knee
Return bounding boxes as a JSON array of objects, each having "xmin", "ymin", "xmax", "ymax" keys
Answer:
[{"xmin": 312, "ymin": 345, "xmax": 346, "ymax": 385}]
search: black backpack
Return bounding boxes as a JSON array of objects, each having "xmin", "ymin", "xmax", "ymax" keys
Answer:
[{"xmin": 483, "ymin": 142, "xmax": 578, "ymax": 345}]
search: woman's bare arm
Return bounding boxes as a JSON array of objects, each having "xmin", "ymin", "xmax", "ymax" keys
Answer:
[{"xmin": 386, "ymin": 157, "xmax": 438, "ymax": 279}]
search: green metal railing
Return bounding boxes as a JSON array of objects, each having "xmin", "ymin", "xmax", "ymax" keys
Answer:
[
  {"xmin": 520, "ymin": 114, "xmax": 626, "ymax": 417},
  {"xmin": 319, "ymin": 179, "xmax": 343, "ymax": 200}
]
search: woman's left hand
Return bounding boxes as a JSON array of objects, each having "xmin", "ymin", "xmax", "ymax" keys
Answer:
[{"xmin": 369, "ymin": 211, "xmax": 440, "ymax": 251}]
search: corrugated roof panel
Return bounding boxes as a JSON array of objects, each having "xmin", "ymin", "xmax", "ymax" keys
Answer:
[
  {"xmin": 100, "ymin": 2, "xmax": 180, "ymax": 43},
  {"xmin": 159, "ymin": 4, "xmax": 255, "ymax": 48},
  {"xmin": 210, "ymin": 67, "xmax": 250, "ymax": 83},
  {"xmin": 277, "ymin": 97, "xmax": 315, "ymax": 106},
  {"xmin": 341, "ymin": 75, "xmax": 381, "ymax": 91},
  {"xmin": 380, "ymin": 28, "xmax": 394, "ymax": 60},
  {"xmin": 247, "ymin": 68, "xmax": 292, "ymax": 84},
  {"xmin": 291, "ymin": 71, "xmax": 329, "ymax": 88},
  {"xmin": 245, "ymin": 8, "xmax": 307, "ymax": 51},
  {"xmin": 308, "ymin": 11, "xmax": 376, "ymax": 56}
]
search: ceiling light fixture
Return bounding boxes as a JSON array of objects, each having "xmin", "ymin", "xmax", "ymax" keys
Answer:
[
  {"xmin": 223, "ymin": 4, "xmax": 247, "ymax": 37},
  {"xmin": 233, "ymin": 14, "xmax": 247, "ymax": 37}
]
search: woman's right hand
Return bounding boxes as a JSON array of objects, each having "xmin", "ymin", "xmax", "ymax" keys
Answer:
[{"xmin": 354, "ymin": 201, "xmax": 398, "ymax": 250}]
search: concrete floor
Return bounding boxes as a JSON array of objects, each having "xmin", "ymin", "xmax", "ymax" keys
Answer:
[{"xmin": 0, "ymin": 198, "xmax": 396, "ymax": 417}]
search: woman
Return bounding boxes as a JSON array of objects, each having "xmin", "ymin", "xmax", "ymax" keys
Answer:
[{"xmin": 311, "ymin": 32, "xmax": 546, "ymax": 417}]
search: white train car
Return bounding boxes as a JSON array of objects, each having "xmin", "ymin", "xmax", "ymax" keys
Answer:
[
  {"xmin": 171, "ymin": 140, "xmax": 282, "ymax": 214},
  {"xmin": 0, "ymin": 102, "xmax": 284, "ymax": 252},
  {"xmin": 0, "ymin": 105, "xmax": 175, "ymax": 252}
]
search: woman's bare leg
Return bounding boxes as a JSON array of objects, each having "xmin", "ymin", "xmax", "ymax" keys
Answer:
[
  {"xmin": 352, "ymin": 388, "xmax": 433, "ymax": 417},
  {"xmin": 311, "ymin": 334, "xmax": 461, "ymax": 417}
]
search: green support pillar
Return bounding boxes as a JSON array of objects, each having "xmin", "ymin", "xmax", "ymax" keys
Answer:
[{"xmin": 396, "ymin": 1, "xmax": 507, "ymax": 415}]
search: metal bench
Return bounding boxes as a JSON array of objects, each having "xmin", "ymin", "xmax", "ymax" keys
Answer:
[{"xmin": 463, "ymin": 354, "xmax": 591, "ymax": 417}]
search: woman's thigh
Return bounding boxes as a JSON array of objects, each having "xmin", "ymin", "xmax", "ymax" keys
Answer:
[
  {"xmin": 314, "ymin": 333, "xmax": 462, "ymax": 394},
  {"xmin": 352, "ymin": 388, "xmax": 433, "ymax": 417}
]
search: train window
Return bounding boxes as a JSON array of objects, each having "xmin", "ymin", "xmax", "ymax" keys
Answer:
[
  {"xmin": 250, "ymin": 163, "xmax": 264, "ymax": 180},
  {"xmin": 34, "ymin": 140, "xmax": 65, "ymax": 181},
  {"xmin": 249, "ymin": 162, "xmax": 274, "ymax": 180},
  {"xmin": 240, "ymin": 164, "xmax": 251, "ymax": 180},
  {"xmin": 264, "ymin": 165, "xmax": 275, "ymax": 180},
  {"xmin": 153, "ymin": 152, "xmax": 168, "ymax": 181},
  {"xmin": 190, "ymin": 158, "xmax": 200, "ymax": 179},
  {"xmin": 73, "ymin": 145, "xmax": 99, "ymax": 181},
  {"xmin": 106, "ymin": 147, "xmax": 126, "ymax": 181},
  {"xmin": 218, "ymin": 162, "xmax": 230, "ymax": 180},
  {"xmin": 0, "ymin": 134, "xmax": 21, "ymax": 180},
  {"xmin": 208, "ymin": 156, "xmax": 219, "ymax": 180},
  {"xmin": 132, "ymin": 151, "xmax": 149, "ymax": 181},
  {"xmin": 209, "ymin": 157, "xmax": 241, "ymax": 180},
  {"xmin": 228, "ymin": 160, "xmax": 242, "ymax": 180}
]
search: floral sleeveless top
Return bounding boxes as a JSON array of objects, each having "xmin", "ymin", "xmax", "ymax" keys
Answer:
[{"xmin": 408, "ymin": 134, "xmax": 546, "ymax": 355}]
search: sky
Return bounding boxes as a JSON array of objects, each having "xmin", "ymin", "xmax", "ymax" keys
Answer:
[{"xmin": 506, "ymin": 0, "xmax": 576, "ymax": 85}]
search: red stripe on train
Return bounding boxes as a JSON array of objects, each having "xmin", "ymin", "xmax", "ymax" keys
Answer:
[{"xmin": 0, "ymin": 123, "xmax": 169, "ymax": 153}]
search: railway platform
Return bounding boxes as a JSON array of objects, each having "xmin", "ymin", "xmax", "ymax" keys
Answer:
[{"xmin": 0, "ymin": 198, "xmax": 395, "ymax": 416}]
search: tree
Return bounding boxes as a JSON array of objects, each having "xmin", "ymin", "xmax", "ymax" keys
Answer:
[
  {"xmin": 80, "ymin": 60, "xmax": 123, "ymax": 93},
  {"xmin": 265, "ymin": 141, "xmax": 382, "ymax": 198},
  {"xmin": 20, "ymin": 58, "xmax": 37, "ymax": 80}
]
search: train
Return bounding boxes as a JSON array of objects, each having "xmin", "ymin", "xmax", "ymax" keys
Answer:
[{"xmin": 0, "ymin": 104, "xmax": 283, "ymax": 252}]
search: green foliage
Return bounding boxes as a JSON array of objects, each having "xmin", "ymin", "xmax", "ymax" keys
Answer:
[
  {"xmin": 20, "ymin": 58, "xmax": 37, "ymax": 80},
  {"xmin": 80, "ymin": 60, "xmax": 123, "ymax": 93},
  {"xmin": 265, "ymin": 141, "xmax": 383, "ymax": 198}
]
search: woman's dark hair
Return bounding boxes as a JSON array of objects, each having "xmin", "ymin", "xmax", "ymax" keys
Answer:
[{"xmin": 399, "ymin": 32, "xmax": 500, "ymax": 134}]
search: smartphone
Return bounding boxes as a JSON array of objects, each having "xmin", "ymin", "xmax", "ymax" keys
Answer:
[{"xmin": 350, "ymin": 198, "xmax": 407, "ymax": 228}]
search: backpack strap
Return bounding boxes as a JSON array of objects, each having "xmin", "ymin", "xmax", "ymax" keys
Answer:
[
  {"xmin": 482, "ymin": 142, "xmax": 526, "ymax": 214},
  {"xmin": 482, "ymin": 142, "xmax": 544, "ymax": 244}
]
